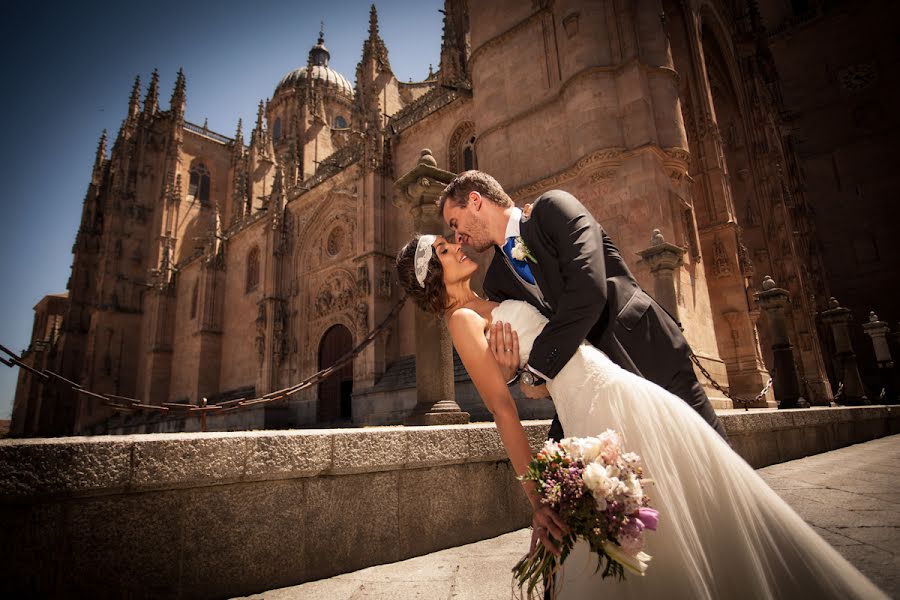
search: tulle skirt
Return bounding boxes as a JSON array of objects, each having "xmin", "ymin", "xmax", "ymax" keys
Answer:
[{"xmin": 547, "ymin": 344, "xmax": 887, "ymax": 600}]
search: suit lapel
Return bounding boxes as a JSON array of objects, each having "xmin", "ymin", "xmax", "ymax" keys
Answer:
[
  {"xmin": 492, "ymin": 246, "xmax": 546, "ymax": 310},
  {"xmin": 518, "ymin": 219, "xmax": 551, "ymax": 310}
]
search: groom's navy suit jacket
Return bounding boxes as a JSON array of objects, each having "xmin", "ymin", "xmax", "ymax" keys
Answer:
[{"xmin": 483, "ymin": 190, "xmax": 726, "ymax": 439}]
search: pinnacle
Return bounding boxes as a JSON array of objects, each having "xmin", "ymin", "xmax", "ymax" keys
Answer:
[
  {"xmin": 129, "ymin": 75, "xmax": 141, "ymax": 104},
  {"xmin": 368, "ymin": 4, "xmax": 380, "ymax": 41},
  {"xmin": 143, "ymin": 68, "xmax": 160, "ymax": 113}
]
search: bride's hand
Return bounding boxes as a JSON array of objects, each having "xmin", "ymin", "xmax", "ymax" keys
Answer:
[
  {"xmin": 489, "ymin": 321, "xmax": 520, "ymax": 383},
  {"xmin": 530, "ymin": 505, "xmax": 568, "ymax": 557}
]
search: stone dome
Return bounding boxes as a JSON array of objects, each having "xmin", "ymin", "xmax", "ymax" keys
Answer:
[{"xmin": 275, "ymin": 33, "xmax": 354, "ymax": 98}]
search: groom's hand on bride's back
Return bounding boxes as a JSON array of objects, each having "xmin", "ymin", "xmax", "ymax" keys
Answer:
[{"xmin": 489, "ymin": 321, "xmax": 520, "ymax": 383}]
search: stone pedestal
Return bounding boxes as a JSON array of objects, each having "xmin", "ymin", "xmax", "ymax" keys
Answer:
[
  {"xmin": 863, "ymin": 312, "xmax": 897, "ymax": 404},
  {"xmin": 820, "ymin": 297, "xmax": 869, "ymax": 405},
  {"xmin": 393, "ymin": 149, "xmax": 469, "ymax": 425},
  {"xmin": 755, "ymin": 276, "xmax": 808, "ymax": 409},
  {"xmin": 636, "ymin": 229, "xmax": 685, "ymax": 325}
]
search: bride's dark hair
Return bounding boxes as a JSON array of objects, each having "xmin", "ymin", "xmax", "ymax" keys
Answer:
[{"xmin": 396, "ymin": 235, "xmax": 451, "ymax": 315}]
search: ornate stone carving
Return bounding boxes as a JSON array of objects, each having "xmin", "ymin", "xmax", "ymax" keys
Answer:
[
  {"xmin": 712, "ymin": 236, "xmax": 732, "ymax": 278},
  {"xmin": 313, "ymin": 270, "xmax": 356, "ymax": 319},
  {"xmin": 379, "ymin": 268, "xmax": 392, "ymax": 298},
  {"xmin": 357, "ymin": 263, "xmax": 370, "ymax": 295},
  {"xmin": 510, "ymin": 148, "xmax": 623, "ymax": 199},
  {"xmin": 326, "ymin": 226, "xmax": 344, "ymax": 257},
  {"xmin": 356, "ymin": 301, "xmax": 369, "ymax": 331}
]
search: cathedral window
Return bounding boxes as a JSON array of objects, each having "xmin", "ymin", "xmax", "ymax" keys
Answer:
[
  {"xmin": 188, "ymin": 163, "xmax": 211, "ymax": 206},
  {"xmin": 246, "ymin": 246, "xmax": 260, "ymax": 293},
  {"xmin": 273, "ymin": 118, "xmax": 282, "ymax": 142},
  {"xmin": 333, "ymin": 115, "xmax": 347, "ymax": 129},
  {"xmin": 449, "ymin": 122, "xmax": 476, "ymax": 174},
  {"xmin": 463, "ymin": 136, "xmax": 476, "ymax": 171}
]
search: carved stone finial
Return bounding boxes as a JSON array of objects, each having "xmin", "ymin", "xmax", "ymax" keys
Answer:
[
  {"xmin": 418, "ymin": 148, "xmax": 437, "ymax": 167},
  {"xmin": 651, "ymin": 228, "xmax": 664, "ymax": 245},
  {"xmin": 761, "ymin": 275, "xmax": 776, "ymax": 291},
  {"xmin": 828, "ymin": 297, "xmax": 840, "ymax": 309},
  {"xmin": 869, "ymin": 310, "xmax": 879, "ymax": 323}
]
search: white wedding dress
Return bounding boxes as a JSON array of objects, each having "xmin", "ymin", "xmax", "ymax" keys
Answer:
[{"xmin": 491, "ymin": 300, "xmax": 887, "ymax": 600}]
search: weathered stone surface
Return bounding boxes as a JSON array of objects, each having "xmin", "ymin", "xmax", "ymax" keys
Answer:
[
  {"xmin": 330, "ymin": 429, "xmax": 407, "ymax": 474},
  {"xmin": 63, "ymin": 490, "xmax": 185, "ymax": 597},
  {"xmin": 405, "ymin": 426, "xmax": 469, "ymax": 466},
  {"xmin": 398, "ymin": 462, "xmax": 524, "ymax": 560},
  {"xmin": 466, "ymin": 424, "xmax": 506, "ymax": 462},
  {"xmin": 244, "ymin": 430, "xmax": 332, "ymax": 478},
  {"xmin": 131, "ymin": 433, "xmax": 250, "ymax": 489},
  {"xmin": 0, "ymin": 437, "xmax": 131, "ymax": 499},
  {"xmin": 180, "ymin": 480, "xmax": 308, "ymax": 598},
  {"xmin": 304, "ymin": 471, "xmax": 402, "ymax": 577}
]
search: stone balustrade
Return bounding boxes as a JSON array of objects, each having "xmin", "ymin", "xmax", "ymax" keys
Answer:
[{"xmin": 3, "ymin": 408, "xmax": 898, "ymax": 598}]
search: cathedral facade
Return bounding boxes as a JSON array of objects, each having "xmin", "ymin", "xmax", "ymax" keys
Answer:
[{"xmin": 12, "ymin": 0, "xmax": 895, "ymax": 436}]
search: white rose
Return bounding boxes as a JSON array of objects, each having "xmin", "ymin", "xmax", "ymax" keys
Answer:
[
  {"xmin": 541, "ymin": 440, "xmax": 562, "ymax": 457},
  {"xmin": 559, "ymin": 437, "xmax": 582, "ymax": 459},
  {"xmin": 583, "ymin": 463, "xmax": 614, "ymax": 497},
  {"xmin": 511, "ymin": 243, "xmax": 527, "ymax": 261}
]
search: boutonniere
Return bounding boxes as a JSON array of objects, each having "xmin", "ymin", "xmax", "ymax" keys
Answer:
[{"xmin": 511, "ymin": 236, "xmax": 537, "ymax": 263}]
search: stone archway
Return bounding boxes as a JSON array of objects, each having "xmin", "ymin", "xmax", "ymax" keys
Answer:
[{"xmin": 317, "ymin": 323, "xmax": 353, "ymax": 423}]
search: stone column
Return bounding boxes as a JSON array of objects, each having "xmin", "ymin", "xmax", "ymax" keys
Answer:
[
  {"xmin": 820, "ymin": 297, "xmax": 869, "ymax": 405},
  {"xmin": 636, "ymin": 229, "xmax": 685, "ymax": 325},
  {"xmin": 755, "ymin": 276, "xmax": 809, "ymax": 409},
  {"xmin": 862, "ymin": 311, "xmax": 897, "ymax": 404},
  {"xmin": 392, "ymin": 149, "xmax": 469, "ymax": 425}
]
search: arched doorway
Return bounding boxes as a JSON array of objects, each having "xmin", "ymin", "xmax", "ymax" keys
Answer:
[{"xmin": 317, "ymin": 324, "xmax": 353, "ymax": 423}]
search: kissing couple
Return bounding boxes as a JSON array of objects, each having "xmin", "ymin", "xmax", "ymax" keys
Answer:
[{"xmin": 395, "ymin": 170, "xmax": 886, "ymax": 599}]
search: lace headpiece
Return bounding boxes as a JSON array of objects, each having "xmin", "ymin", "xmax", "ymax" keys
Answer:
[{"xmin": 414, "ymin": 235, "xmax": 437, "ymax": 288}]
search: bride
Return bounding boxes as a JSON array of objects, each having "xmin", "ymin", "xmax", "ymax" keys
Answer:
[{"xmin": 396, "ymin": 233, "xmax": 887, "ymax": 599}]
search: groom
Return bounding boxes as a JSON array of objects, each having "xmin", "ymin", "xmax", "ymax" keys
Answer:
[{"xmin": 439, "ymin": 170, "xmax": 727, "ymax": 441}]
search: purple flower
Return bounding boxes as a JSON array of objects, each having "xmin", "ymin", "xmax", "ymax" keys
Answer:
[{"xmin": 636, "ymin": 507, "xmax": 659, "ymax": 531}]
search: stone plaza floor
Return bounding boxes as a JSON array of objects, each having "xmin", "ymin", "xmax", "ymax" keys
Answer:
[{"xmin": 240, "ymin": 434, "xmax": 900, "ymax": 599}]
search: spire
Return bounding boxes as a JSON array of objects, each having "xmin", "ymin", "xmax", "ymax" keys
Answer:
[
  {"xmin": 143, "ymin": 68, "xmax": 159, "ymax": 115},
  {"xmin": 232, "ymin": 118, "xmax": 244, "ymax": 161},
  {"xmin": 94, "ymin": 129, "xmax": 108, "ymax": 169},
  {"xmin": 368, "ymin": 4, "xmax": 380, "ymax": 43},
  {"xmin": 250, "ymin": 100, "xmax": 272, "ymax": 161},
  {"xmin": 361, "ymin": 4, "xmax": 390, "ymax": 71},
  {"xmin": 255, "ymin": 100, "xmax": 265, "ymax": 133},
  {"xmin": 170, "ymin": 68, "xmax": 186, "ymax": 119},
  {"xmin": 439, "ymin": 0, "xmax": 468, "ymax": 87},
  {"xmin": 128, "ymin": 75, "xmax": 141, "ymax": 120}
]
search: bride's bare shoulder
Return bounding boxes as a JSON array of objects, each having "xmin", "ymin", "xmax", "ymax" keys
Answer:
[{"xmin": 446, "ymin": 306, "xmax": 487, "ymax": 334}]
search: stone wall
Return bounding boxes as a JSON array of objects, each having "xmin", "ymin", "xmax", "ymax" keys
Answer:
[{"xmin": 2, "ymin": 407, "xmax": 897, "ymax": 598}]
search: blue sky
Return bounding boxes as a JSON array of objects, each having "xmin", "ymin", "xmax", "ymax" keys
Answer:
[{"xmin": 0, "ymin": 0, "xmax": 444, "ymax": 420}]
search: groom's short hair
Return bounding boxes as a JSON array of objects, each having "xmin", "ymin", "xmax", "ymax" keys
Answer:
[{"xmin": 439, "ymin": 170, "xmax": 513, "ymax": 212}]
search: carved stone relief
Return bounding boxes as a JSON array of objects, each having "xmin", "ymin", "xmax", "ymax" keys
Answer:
[{"xmin": 712, "ymin": 236, "xmax": 732, "ymax": 278}]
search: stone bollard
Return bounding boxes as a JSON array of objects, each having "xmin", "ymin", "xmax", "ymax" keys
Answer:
[
  {"xmin": 636, "ymin": 229, "xmax": 686, "ymax": 325},
  {"xmin": 392, "ymin": 149, "xmax": 469, "ymax": 425},
  {"xmin": 862, "ymin": 311, "xmax": 898, "ymax": 404},
  {"xmin": 820, "ymin": 297, "xmax": 869, "ymax": 406},
  {"xmin": 755, "ymin": 276, "xmax": 809, "ymax": 409}
]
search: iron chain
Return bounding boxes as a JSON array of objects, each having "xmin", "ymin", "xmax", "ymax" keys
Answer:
[{"xmin": 690, "ymin": 353, "xmax": 773, "ymax": 411}]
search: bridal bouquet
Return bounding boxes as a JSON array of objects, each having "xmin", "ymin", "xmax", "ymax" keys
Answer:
[{"xmin": 513, "ymin": 430, "xmax": 659, "ymax": 597}]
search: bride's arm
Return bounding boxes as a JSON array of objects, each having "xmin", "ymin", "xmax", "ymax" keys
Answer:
[{"xmin": 447, "ymin": 308, "xmax": 566, "ymax": 550}]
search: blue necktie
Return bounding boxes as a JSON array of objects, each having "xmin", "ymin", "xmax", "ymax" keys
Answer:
[{"xmin": 503, "ymin": 237, "xmax": 536, "ymax": 285}]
